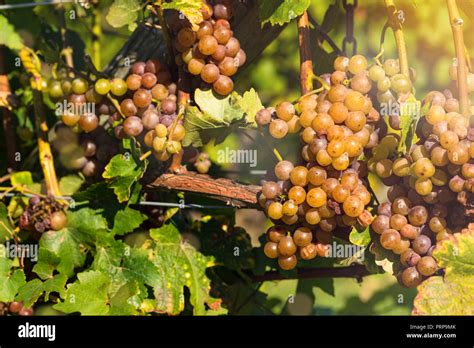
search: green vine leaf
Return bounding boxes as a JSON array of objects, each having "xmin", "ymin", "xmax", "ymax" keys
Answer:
[
  {"xmin": 59, "ymin": 175, "xmax": 84, "ymax": 196},
  {"xmin": 238, "ymin": 88, "xmax": 264, "ymax": 127},
  {"xmin": 54, "ymin": 271, "xmax": 111, "ymax": 315},
  {"xmin": 182, "ymin": 89, "xmax": 252, "ymax": 147},
  {"xmin": 111, "ymin": 206, "xmax": 147, "ymax": 236},
  {"xmin": 258, "ymin": 0, "xmax": 311, "ymax": 26},
  {"xmin": 103, "ymin": 140, "xmax": 146, "ymax": 203},
  {"xmin": 16, "ymin": 274, "xmax": 67, "ymax": 308},
  {"xmin": 413, "ymin": 228, "xmax": 474, "ymax": 315},
  {"xmin": 105, "ymin": 0, "xmax": 141, "ymax": 31},
  {"xmin": 0, "ymin": 203, "xmax": 15, "ymax": 242},
  {"xmin": 396, "ymin": 94, "xmax": 422, "ymax": 153},
  {"xmin": 349, "ymin": 225, "xmax": 371, "ymax": 247},
  {"xmin": 0, "ymin": 14, "xmax": 24, "ymax": 50},
  {"xmin": 149, "ymin": 223, "xmax": 219, "ymax": 315},
  {"xmin": 0, "ymin": 245, "xmax": 26, "ymax": 302}
]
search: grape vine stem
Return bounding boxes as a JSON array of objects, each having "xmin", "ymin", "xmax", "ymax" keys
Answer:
[
  {"xmin": 32, "ymin": 90, "xmax": 61, "ymax": 197},
  {"xmin": 150, "ymin": 172, "xmax": 261, "ymax": 208},
  {"xmin": 446, "ymin": 0, "xmax": 469, "ymax": 117},
  {"xmin": 297, "ymin": 11, "xmax": 314, "ymax": 95},
  {"xmin": 384, "ymin": 0, "xmax": 409, "ymax": 77}
]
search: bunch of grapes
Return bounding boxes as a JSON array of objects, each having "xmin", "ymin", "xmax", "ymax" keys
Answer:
[
  {"xmin": 367, "ymin": 58, "xmax": 414, "ymax": 130},
  {"xmin": 0, "ymin": 302, "xmax": 33, "ymax": 316},
  {"xmin": 112, "ymin": 60, "xmax": 184, "ymax": 162},
  {"xmin": 48, "ymin": 70, "xmax": 126, "ymax": 134},
  {"xmin": 256, "ymin": 54, "xmax": 391, "ymax": 270},
  {"xmin": 171, "ymin": 0, "xmax": 246, "ymax": 96},
  {"xmin": 372, "ymin": 192, "xmax": 449, "ymax": 288},
  {"xmin": 369, "ymin": 89, "xmax": 473, "ymax": 287},
  {"xmin": 49, "ymin": 59, "xmax": 183, "ymax": 164},
  {"xmin": 194, "ymin": 152, "xmax": 212, "ymax": 174},
  {"xmin": 19, "ymin": 195, "xmax": 67, "ymax": 234},
  {"xmin": 51, "ymin": 124, "xmax": 117, "ymax": 178},
  {"xmin": 262, "ymin": 225, "xmax": 332, "ymax": 270}
]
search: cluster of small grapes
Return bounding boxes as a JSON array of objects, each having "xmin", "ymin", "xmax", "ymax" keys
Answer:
[
  {"xmin": 256, "ymin": 55, "xmax": 392, "ymax": 270},
  {"xmin": 111, "ymin": 60, "xmax": 184, "ymax": 162},
  {"xmin": 367, "ymin": 58, "xmax": 414, "ymax": 130},
  {"xmin": 194, "ymin": 152, "xmax": 212, "ymax": 174},
  {"xmin": 51, "ymin": 124, "xmax": 117, "ymax": 178},
  {"xmin": 370, "ymin": 91, "xmax": 473, "ymax": 287},
  {"xmin": 19, "ymin": 196, "xmax": 67, "ymax": 234},
  {"xmin": 170, "ymin": 0, "xmax": 246, "ymax": 96},
  {"xmin": 0, "ymin": 302, "xmax": 33, "ymax": 316},
  {"xmin": 48, "ymin": 70, "xmax": 127, "ymax": 134},
  {"xmin": 263, "ymin": 225, "xmax": 332, "ymax": 270},
  {"xmin": 372, "ymin": 193, "xmax": 449, "ymax": 288}
]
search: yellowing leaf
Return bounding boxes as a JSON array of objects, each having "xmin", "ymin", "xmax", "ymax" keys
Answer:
[{"xmin": 161, "ymin": 0, "xmax": 205, "ymax": 30}]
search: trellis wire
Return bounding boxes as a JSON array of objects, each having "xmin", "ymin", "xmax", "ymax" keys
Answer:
[
  {"xmin": 0, "ymin": 0, "xmax": 83, "ymax": 10},
  {"xmin": 0, "ymin": 192, "xmax": 248, "ymax": 210}
]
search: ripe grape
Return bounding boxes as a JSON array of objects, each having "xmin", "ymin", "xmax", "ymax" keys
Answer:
[
  {"xmin": 123, "ymin": 116, "xmax": 143, "ymax": 137},
  {"xmin": 213, "ymin": 75, "xmax": 233, "ymax": 95}
]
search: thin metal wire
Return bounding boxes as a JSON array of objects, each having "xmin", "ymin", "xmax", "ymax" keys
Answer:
[
  {"xmin": 0, "ymin": 192, "xmax": 248, "ymax": 209},
  {"xmin": 0, "ymin": 0, "xmax": 79, "ymax": 10},
  {"xmin": 138, "ymin": 201, "xmax": 250, "ymax": 209}
]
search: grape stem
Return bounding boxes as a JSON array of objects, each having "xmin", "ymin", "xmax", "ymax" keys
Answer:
[
  {"xmin": 256, "ymin": 129, "xmax": 283, "ymax": 162},
  {"xmin": 307, "ymin": 12, "xmax": 344, "ymax": 55},
  {"xmin": 297, "ymin": 11, "xmax": 314, "ymax": 95},
  {"xmin": 32, "ymin": 89, "xmax": 61, "ymax": 197},
  {"xmin": 446, "ymin": 0, "xmax": 469, "ymax": 117},
  {"xmin": 58, "ymin": 5, "xmax": 73, "ymax": 68},
  {"xmin": 91, "ymin": 4, "xmax": 102, "ymax": 70},
  {"xmin": 384, "ymin": 0, "xmax": 409, "ymax": 77},
  {"xmin": 140, "ymin": 150, "xmax": 152, "ymax": 161},
  {"xmin": 106, "ymin": 93, "xmax": 126, "ymax": 118}
]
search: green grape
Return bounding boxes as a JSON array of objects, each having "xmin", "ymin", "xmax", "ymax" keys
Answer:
[
  {"xmin": 383, "ymin": 58, "xmax": 400, "ymax": 76},
  {"xmin": 376, "ymin": 76, "xmax": 391, "ymax": 92},
  {"xmin": 372, "ymin": 144, "xmax": 390, "ymax": 160},
  {"xmin": 110, "ymin": 78, "xmax": 127, "ymax": 96},
  {"xmin": 95, "ymin": 78, "xmax": 111, "ymax": 95},
  {"xmin": 368, "ymin": 65, "xmax": 385, "ymax": 82},
  {"xmin": 71, "ymin": 78, "xmax": 88, "ymax": 94},
  {"xmin": 48, "ymin": 80, "xmax": 63, "ymax": 99},
  {"xmin": 392, "ymin": 157, "xmax": 411, "ymax": 176},
  {"xmin": 390, "ymin": 74, "xmax": 412, "ymax": 94}
]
